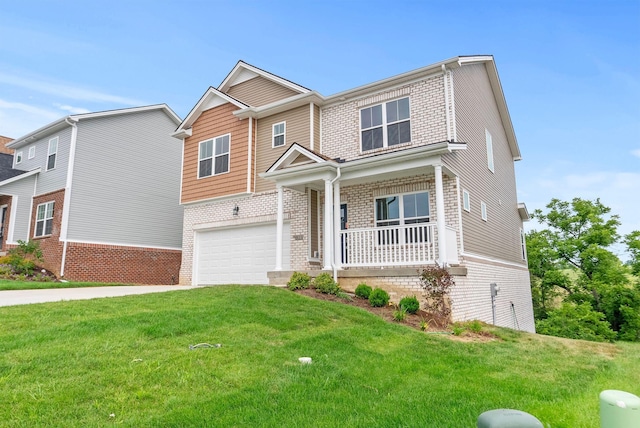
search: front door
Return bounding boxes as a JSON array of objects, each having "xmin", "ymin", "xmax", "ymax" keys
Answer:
[{"xmin": 0, "ymin": 206, "xmax": 7, "ymax": 250}]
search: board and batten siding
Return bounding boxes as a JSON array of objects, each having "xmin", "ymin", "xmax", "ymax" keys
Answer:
[
  {"xmin": 15, "ymin": 126, "xmax": 71, "ymax": 196},
  {"xmin": 0, "ymin": 174, "xmax": 37, "ymax": 243},
  {"xmin": 255, "ymin": 105, "xmax": 312, "ymax": 193},
  {"xmin": 67, "ymin": 110, "xmax": 183, "ymax": 249},
  {"xmin": 443, "ymin": 63, "xmax": 524, "ymax": 265},
  {"xmin": 181, "ymin": 104, "xmax": 249, "ymax": 203},
  {"xmin": 226, "ymin": 75, "xmax": 299, "ymax": 107}
]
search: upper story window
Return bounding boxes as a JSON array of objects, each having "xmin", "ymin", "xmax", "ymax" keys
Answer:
[
  {"xmin": 481, "ymin": 201, "xmax": 488, "ymax": 221},
  {"xmin": 47, "ymin": 137, "xmax": 58, "ymax": 171},
  {"xmin": 198, "ymin": 134, "xmax": 230, "ymax": 178},
  {"xmin": 272, "ymin": 122, "xmax": 286, "ymax": 148},
  {"xmin": 520, "ymin": 228, "xmax": 527, "ymax": 260},
  {"xmin": 35, "ymin": 201, "xmax": 54, "ymax": 237},
  {"xmin": 16, "ymin": 151, "xmax": 22, "ymax": 164},
  {"xmin": 485, "ymin": 129, "xmax": 494, "ymax": 173},
  {"xmin": 462, "ymin": 189, "xmax": 470, "ymax": 212},
  {"xmin": 28, "ymin": 146, "xmax": 35, "ymax": 159},
  {"xmin": 360, "ymin": 97, "xmax": 411, "ymax": 152}
]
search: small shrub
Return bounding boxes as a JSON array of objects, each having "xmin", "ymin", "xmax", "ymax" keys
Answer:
[
  {"xmin": 314, "ymin": 273, "xmax": 340, "ymax": 295},
  {"xmin": 8, "ymin": 240, "xmax": 43, "ymax": 275},
  {"xmin": 355, "ymin": 283, "xmax": 372, "ymax": 299},
  {"xmin": 452, "ymin": 325, "xmax": 465, "ymax": 336},
  {"xmin": 419, "ymin": 318, "xmax": 429, "ymax": 331},
  {"xmin": 419, "ymin": 263, "xmax": 455, "ymax": 323},
  {"xmin": 0, "ymin": 255, "xmax": 11, "ymax": 265},
  {"xmin": 399, "ymin": 296, "xmax": 420, "ymax": 314},
  {"xmin": 536, "ymin": 302, "xmax": 616, "ymax": 342},
  {"xmin": 287, "ymin": 272, "xmax": 311, "ymax": 291},
  {"xmin": 336, "ymin": 291, "xmax": 353, "ymax": 301},
  {"xmin": 467, "ymin": 320, "xmax": 483, "ymax": 333},
  {"xmin": 393, "ymin": 306, "xmax": 407, "ymax": 322},
  {"xmin": 369, "ymin": 288, "xmax": 390, "ymax": 307}
]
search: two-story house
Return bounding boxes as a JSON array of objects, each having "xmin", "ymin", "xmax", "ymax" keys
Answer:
[
  {"xmin": 173, "ymin": 56, "xmax": 535, "ymax": 332},
  {"xmin": 1, "ymin": 105, "xmax": 184, "ymax": 284}
]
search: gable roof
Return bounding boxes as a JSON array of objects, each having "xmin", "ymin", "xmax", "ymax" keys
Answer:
[
  {"xmin": 218, "ymin": 60, "xmax": 310, "ymax": 95},
  {"xmin": 172, "ymin": 87, "xmax": 249, "ymax": 139},
  {"xmin": 266, "ymin": 143, "xmax": 333, "ymax": 173},
  {"xmin": 7, "ymin": 104, "xmax": 180, "ymax": 149}
]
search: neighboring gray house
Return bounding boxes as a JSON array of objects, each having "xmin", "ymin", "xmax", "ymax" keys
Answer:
[{"xmin": 0, "ymin": 105, "xmax": 184, "ymax": 284}]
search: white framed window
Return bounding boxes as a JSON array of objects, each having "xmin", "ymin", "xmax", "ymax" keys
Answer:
[
  {"xmin": 485, "ymin": 129, "xmax": 494, "ymax": 173},
  {"xmin": 360, "ymin": 97, "xmax": 411, "ymax": 151},
  {"xmin": 520, "ymin": 228, "xmax": 527, "ymax": 260},
  {"xmin": 28, "ymin": 146, "xmax": 35, "ymax": 159},
  {"xmin": 481, "ymin": 201, "xmax": 487, "ymax": 221},
  {"xmin": 47, "ymin": 137, "xmax": 58, "ymax": 171},
  {"xmin": 198, "ymin": 134, "xmax": 230, "ymax": 178},
  {"xmin": 35, "ymin": 201, "xmax": 54, "ymax": 237},
  {"xmin": 16, "ymin": 151, "xmax": 22, "ymax": 164},
  {"xmin": 272, "ymin": 122, "xmax": 285, "ymax": 148},
  {"xmin": 462, "ymin": 189, "xmax": 470, "ymax": 212},
  {"xmin": 375, "ymin": 191, "xmax": 430, "ymax": 244}
]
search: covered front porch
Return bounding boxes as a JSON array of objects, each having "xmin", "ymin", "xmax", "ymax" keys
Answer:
[{"xmin": 261, "ymin": 142, "xmax": 466, "ymax": 277}]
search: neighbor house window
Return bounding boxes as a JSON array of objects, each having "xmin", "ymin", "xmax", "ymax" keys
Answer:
[
  {"xmin": 375, "ymin": 191, "xmax": 430, "ymax": 243},
  {"xmin": 198, "ymin": 134, "xmax": 230, "ymax": 178},
  {"xmin": 485, "ymin": 129, "xmax": 494, "ymax": 173},
  {"xmin": 35, "ymin": 201, "xmax": 54, "ymax": 237},
  {"xmin": 28, "ymin": 146, "xmax": 35, "ymax": 159},
  {"xmin": 520, "ymin": 228, "xmax": 527, "ymax": 260},
  {"xmin": 272, "ymin": 122, "xmax": 285, "ymax": 148},
  {"xmin": 463, "ymin": 189, "xmax": 470, "ymax": 212},
  {"xmin": 481, "ymin": 201, "xmax": 487, "ymax": 221},
  {"xmin": 47, "ymin": 137, "xmax": 58, "ymax": 171},
  {"xmin": 16, "ymin": 151, "xmax": 22, "ymax": 164},
  {"xmin": 360, "ymin": 97, "xmax": 411, "ymax": 151}
]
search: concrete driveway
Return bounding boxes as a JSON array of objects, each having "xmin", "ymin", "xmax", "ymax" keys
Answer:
[{"xmin": 0, "ymin": 285, "xmax": 201, "ymax": 307}]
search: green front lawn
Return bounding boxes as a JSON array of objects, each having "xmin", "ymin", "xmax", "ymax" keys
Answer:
[
  {"xmin": 0, "ymin": 279, "xmax": 133, "ymax": 291},
  {"xmin": 0, "ymin": 286, "xmax": 638, "ymax": 427}
]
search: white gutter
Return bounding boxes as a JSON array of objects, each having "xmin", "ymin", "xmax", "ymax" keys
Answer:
[{"xmin": 59, "ymin": 117, "xmax": 78, "ymax": 277}]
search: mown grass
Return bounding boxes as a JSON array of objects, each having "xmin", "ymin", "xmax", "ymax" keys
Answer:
[
  {"xmin": 0, "ymin": 279, "xmax": 132, "ymax": 291},
  {"xmin": 0, "ymin": 285, "xmax": 638, "ymax": 427}
]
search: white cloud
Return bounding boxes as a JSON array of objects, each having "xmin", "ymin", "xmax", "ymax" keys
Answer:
[
  {"xmin": 53, "ymin": 103, "xmax": 91, "ymax": 115},
  {"xmin": 0, "ymin": 72, "xmax": 144, "ymax": 106},
  {"xmin": 0, "ymin": 99, "xmax": 60, "ymax": 138},
  {"xmin": 632, "ymin": 149, "xmax": 640, "ymax": 158}
]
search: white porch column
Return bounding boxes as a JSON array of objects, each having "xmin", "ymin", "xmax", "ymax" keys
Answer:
[
  {"xmin": 275, "ymin": 184, "xmax": 284, "ymax": 271},
  {"xmin": 323, "ymin": 178, "xmax": 333, "ymax": 270},
  {"xmin": 434, "ymin": 164, "xmax": 447, "ymax": 266},
  {"xmin": 333, "ymin": 179, "xmax": 341, "ymax": 270}
]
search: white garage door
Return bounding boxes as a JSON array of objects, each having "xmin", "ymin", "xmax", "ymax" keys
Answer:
[{"xmin": 195, "ymin": 222, "xmax": 290, "ymax": 285}]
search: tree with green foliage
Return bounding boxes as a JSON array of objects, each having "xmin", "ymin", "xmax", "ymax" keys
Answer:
[
  {"xmin": 528, "ymin": 198, "xmax": 640, "ymax": 342},
  {"xmin": 624, "ymin": 231, "xmax": 640, "ymax": 276}
]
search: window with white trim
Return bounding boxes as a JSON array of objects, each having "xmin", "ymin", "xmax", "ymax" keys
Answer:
[
  {"xmin": 481, "ymin": 201, "xmax": 487, "ymax": 221},
  {"xmin": 375, "ymin": 191, "xmax": 430, "ymax": 244},
  {"xmin": 462, "ymin": 189, "xmax": 470, "ymax": 212},
  {"xmin": 485, "ymin": 129, "xmax": 494, "ymax": 173},
  {"xmin": 360, "ymin": 97, "xmax": 411, "ymax": 151},
  {"xmin": 28, "ymin": 146, "xmax": 35, "ymax": 159},
  {"xmin": 35, "ymin": 201, "xmax": 54, "ymax": 237},
  {"xmin": 16, "ymin": 151, "xmax": 22, "ymax": 164},
  {"xmin": 272, "ymin": 122, "xmax": 285, "ymax": 148},
  {"xmin": 520, "ymin": 228, "xmax": 527, "ymax": 260},
  {"xmin": 198, "ymin": 134, "xmax": 230, "ymax": 178},
  {"xmin": 47, "ymin": 137, "xmax": 58, "ymax": 171}
]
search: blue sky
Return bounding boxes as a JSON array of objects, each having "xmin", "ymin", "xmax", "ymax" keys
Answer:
[{"xmin": 1, "ymin": 0, "xmax": 638, "ymax": 256}]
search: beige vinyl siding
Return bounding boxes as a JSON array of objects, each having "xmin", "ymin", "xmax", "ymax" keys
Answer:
[
  {"xmin": 67, "ymin": 110, "xmax": 183, "ymax": 248},
  {"xmin": 226, "ymin": 76, "xmax": 299, "ymax": 107},
  {"xmin": 255, "ymin": 105, "xmax": 311, "ymax": 193},
  {"xmin": 313, "ymin": 104, "xmax": 320, "ymax": 150},
  {"xmin": 443, "ymin": 63, "xmax": 524, "ymax": 265}
]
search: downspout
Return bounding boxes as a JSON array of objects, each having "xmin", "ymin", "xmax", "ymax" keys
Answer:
[
  {"xmin": 330, "ymin": 166, "xmax": 341, "ymax": 282},
  {"xmin": 442, "ymin": 64, "xmax": 451, "ymax": 141},
  {"xmin": 59, "ymin": 117, "xmax": 78, "ymax": 277}
]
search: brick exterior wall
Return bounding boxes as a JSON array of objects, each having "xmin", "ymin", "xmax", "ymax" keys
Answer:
[
  {"xmin": 63, "ymin": 243, "xmax": 181, "ymax": 285},
  {"xmin": 0, "ymin": 195, "xmax": 12, "ymax": 251},
  {"xmin": 321, "ymin": 74, "xmax": 447, "ymax": 161},
  {"xmin": 31, "ymin": 189, "xmax": 65, "ymax": 275}
]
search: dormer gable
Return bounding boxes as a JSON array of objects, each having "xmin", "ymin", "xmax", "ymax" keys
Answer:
[
  {"xmin": 218, "ymin": 61, "xmax": 310, "ymax": 96},
  {"xmin": 266, "ymin": 143, "xmax": 331, "ymax": 173},
  {"xmin": 172, "ymin": 87, "xmax": 248, "ymax": 139}
]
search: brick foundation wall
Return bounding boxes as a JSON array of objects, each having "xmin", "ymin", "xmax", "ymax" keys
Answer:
[{"xmin": 64, "ymin": 242, "xmax": 181, "ymax": 285}]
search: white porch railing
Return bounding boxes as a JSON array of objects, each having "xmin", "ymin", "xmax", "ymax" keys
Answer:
[{"xmin": 338, "ymin": 224, "xmax": 436, "ymax": 267}]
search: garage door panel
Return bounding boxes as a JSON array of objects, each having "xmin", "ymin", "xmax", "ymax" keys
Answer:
[{"xmin": 196, "ymin": 222, "xmax": 290, "ymax": 285}]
